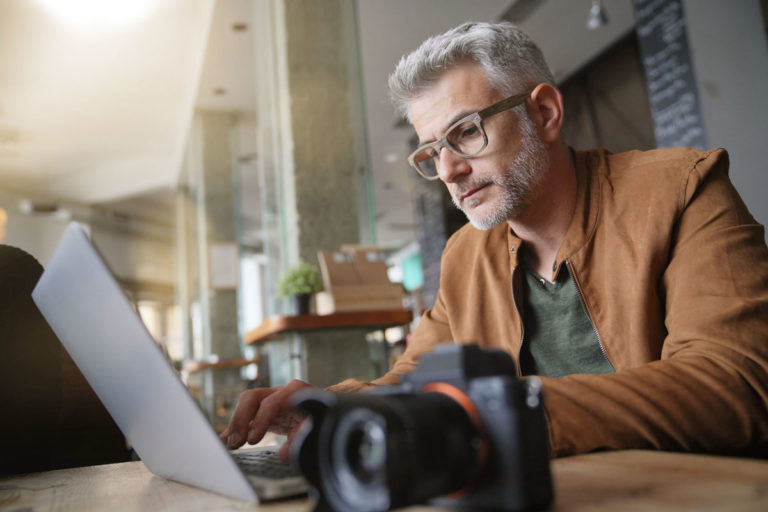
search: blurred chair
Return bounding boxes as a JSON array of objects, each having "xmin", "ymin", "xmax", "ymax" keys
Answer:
[{"xmin": 0, "ymin": 244, "xmax": 131, "ymax": 475}]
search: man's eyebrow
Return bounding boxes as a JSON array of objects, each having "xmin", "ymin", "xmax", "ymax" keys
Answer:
[{"xmin": 417, "ymin": 110, "xmax": 473, "ymax": 146}]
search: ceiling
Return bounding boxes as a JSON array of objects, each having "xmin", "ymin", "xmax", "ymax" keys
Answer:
[
  {"xmin": 0, "ymin": 0, "xmax": 636, "ymax": 249},
  {"xmin": 0, "ymin": 0, "xmax": 212, "ymax": 203}
]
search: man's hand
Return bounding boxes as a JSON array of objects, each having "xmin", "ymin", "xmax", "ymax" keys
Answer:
[{"xmin": 220, "ymin": 379, "xmax": 314, "ymax": 461}]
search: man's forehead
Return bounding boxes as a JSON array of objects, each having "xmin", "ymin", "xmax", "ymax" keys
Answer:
[{"xmin": 409, "ymin": 65, "xmax": 498, "ymax": 141}]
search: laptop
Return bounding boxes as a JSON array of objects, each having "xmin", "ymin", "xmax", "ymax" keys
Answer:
[{"xmin": 31, "ymin": 222, "xmax": 309, "ymax": 503}]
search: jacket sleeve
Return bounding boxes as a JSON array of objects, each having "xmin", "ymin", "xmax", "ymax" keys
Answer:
[
  {"xmin": 542, "ymin": 153, "xmax": 768, "ymax": 457},
  {"xmin": 387, "ymin": 288, "xmax": 454, "ymax": 378}
]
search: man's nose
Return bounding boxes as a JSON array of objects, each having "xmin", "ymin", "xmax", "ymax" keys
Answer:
[{"xmin": 437, "ymin": 147, "xmax": 470, "ymax": 183}]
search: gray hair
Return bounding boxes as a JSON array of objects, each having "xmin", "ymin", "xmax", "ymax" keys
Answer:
[{"xmin": 388, "ymin": 21, "xmax": 554, "ymax": 121}]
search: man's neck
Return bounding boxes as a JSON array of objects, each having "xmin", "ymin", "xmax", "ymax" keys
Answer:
[{"xmin": 508, "ymin": 143, "xmax": 577, "ymax": 281}]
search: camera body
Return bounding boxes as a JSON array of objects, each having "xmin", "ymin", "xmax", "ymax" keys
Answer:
[{"xmin": 292, "ymin": 344, "xmax": 553, "ymax": 512}]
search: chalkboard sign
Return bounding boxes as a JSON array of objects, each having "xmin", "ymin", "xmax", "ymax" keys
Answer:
[
  {"xmin": 409, "ymin": 170, "xmax": 466, "ymax": 308},
  {"xmin": 633, "ymin": 0, "xmax": 707, "ymax": 149}
]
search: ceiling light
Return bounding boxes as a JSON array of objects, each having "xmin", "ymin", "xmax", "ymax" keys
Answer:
[
  {"xmin": 18, "ymin": 200, "xmax": 72, "ymax": 221},
  {"xmin": 19, "ymin": 199, "xmax": 57, "ymax": 215},
  {"xmin": 587, "ymin": 0, "xmax": 608, "ymax": 30}
]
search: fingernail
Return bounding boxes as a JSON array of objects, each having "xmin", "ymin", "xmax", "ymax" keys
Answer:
[{"xmin": 228, "ymin": 433, "xmax": 242, "ymax": 447}]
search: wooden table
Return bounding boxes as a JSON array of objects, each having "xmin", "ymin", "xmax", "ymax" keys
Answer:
[
  {"xmin": 243, "ymin": 310, "xmax": 413, "ymax": 388},
  {"xmin": 2, "ymin": 450, "xmax": 766, "ymax": 511}
]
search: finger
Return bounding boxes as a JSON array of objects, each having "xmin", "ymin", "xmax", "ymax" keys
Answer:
[
  {"xmin": 247, "ymin": 380, "xmax": 310, "ymax": 444},
  {"xmin": 246, "ymin": 390, "xmax": 283, "ymax": 444},
  {"xmin": 227, "ymin": 388, "xmax": 274, "ymax": 449}
]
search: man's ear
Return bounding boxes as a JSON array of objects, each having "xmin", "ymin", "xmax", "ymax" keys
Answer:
[{"xmin": 528, "ymin": 83, "xmax": 564, "ymax": 143}]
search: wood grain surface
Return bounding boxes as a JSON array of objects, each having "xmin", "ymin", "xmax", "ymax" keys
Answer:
[{"xmin": 2, "ymin": 450, "xmax": 767, "ymax": 511}]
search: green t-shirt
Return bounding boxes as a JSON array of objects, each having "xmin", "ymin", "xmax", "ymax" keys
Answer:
[{"xmin": 519, "ymin": 264, "xmax": 614, "ymax": 378}]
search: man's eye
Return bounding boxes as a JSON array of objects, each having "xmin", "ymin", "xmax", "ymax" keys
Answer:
[{"xmin": 450, "ymin": 123, "xmax": 480, "ymax": 143}]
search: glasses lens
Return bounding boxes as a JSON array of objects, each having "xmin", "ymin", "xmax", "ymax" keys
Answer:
[
  {"xmin": 446, "ymin": 120, "xmax": 485, "ymax": 156},
  {"xmin": 412, "ymin": 147, "xmax": 439, "ymax": 178}
]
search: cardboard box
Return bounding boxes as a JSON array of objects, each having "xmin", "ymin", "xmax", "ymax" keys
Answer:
[{"xmin": 316, "ymin": 248, "xmax": 403, "ymax": 314}]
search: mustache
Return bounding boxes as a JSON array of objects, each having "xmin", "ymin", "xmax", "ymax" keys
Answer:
[{"xmin": 452, "ymin": 179, "xmax": 494, "ymax": 199}]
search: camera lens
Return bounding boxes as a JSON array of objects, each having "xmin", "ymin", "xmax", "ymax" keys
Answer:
[
  {"xmin": 326, "ymin": 407, "xmax": 389, "ymax": 512},
  {"xmin": 345, "ymin": 419, "xmax": 386, "ymax": 483},
  {"xmin": 318, "ymin": 392, "xmax": 480, "ymax": 512}
]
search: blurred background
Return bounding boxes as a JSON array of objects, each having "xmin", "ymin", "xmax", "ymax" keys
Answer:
[{"xmin": 1, "ymin": 0, "xmax": 767, "ymax": 426}]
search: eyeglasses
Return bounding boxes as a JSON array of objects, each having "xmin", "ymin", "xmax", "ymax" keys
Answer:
[{"xmin": 408, "ymin": 90, "xmax": 532, "ymax": 180}]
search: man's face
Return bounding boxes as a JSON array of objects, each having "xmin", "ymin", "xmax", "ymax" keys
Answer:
[{"xmin": 410, "ymin": 63, "xmax": 550, "ymax": 229}]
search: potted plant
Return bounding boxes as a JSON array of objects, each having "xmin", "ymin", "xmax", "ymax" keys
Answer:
[{"xmin": 277, "ymin": 260, "xmax": 324, "ymax": 315}]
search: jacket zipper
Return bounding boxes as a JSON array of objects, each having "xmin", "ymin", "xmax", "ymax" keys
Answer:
[
  {"xmin": 565, "ymin": 260, "xmax": 615, "ymax": 371},
  {"xmin": 510, "ymin": 265, "xmax": 524, "ymax": 377}
]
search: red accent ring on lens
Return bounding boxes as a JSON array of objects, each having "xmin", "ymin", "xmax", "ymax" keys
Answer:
[{"xmin": 422, "ymin": 382, "xmax": 490, "ymax": 499}]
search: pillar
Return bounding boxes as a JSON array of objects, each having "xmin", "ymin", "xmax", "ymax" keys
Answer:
[{"xmin": 251, "ymin": 0, "xmax": 374, "ymax": 315}]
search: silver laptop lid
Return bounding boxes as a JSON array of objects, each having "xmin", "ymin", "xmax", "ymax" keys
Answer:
[{"xmin": 32, "ymin": 223, "xmax": 258, "ymax": 503}]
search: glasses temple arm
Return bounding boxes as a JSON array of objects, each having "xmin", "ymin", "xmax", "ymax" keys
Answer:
[{"xmin": 478, "ymin": 91, "xmax": 532, "ymax": 119}]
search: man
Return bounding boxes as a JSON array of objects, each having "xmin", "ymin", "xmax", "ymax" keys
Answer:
[{"xmin": 223, "ymin": 21, "xmax": 768, "ymax": 459}]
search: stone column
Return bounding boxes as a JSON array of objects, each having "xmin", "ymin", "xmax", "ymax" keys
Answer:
[
  {"xmin": 246, "ymin": 0, "xmax": 378, "ymax": 386},
  {"xmin": 282, "ymin": 0, "xmax": 370, "ymax": 264},
  {"xmin": 252, "ymin": 0, "xmax": 373, "ymax": 289}
]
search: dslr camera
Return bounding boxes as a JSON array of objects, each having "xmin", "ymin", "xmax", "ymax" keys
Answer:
[{"xmin": 291, "ymin": 344, "xmax": 553, "ymax": 512}]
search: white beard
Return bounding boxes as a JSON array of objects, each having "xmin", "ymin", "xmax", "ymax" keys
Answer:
[{"xmin": 451, "ymin": 111, "xmax": 550, "ymax": 230}]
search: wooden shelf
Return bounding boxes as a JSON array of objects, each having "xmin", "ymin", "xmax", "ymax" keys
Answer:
[{"xmin": 244, "ymin": 309, "xmax": 413, "ymax": 344}]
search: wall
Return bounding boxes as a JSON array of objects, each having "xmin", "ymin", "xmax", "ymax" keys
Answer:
[
  {"xmin": 90, "ymin": 225, "xmax": 175, "ymax": 287},
  {"xmin": 560, "ymin": 34, "xmax": 655, "ymax": 153},
  {"xmin": 683, "ymin": 0, "xmax": 768, "ymax": 231},
  {"xmin": 0, "ymin": 205, "xmax": 67, "ymax": 265},
  {"xmin": 0, "ymin": 190, "xmax": 175, "ymax": 285}
]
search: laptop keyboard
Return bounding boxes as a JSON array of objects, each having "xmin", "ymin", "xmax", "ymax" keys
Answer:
[{"xmin": 233, "ymin": 450, "xmax": 302, "ymax": 479}]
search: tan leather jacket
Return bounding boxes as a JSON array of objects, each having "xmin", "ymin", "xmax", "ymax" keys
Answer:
[{"xmin": 349, "ymin": 147, "xmax": 768, "ymax": 457}]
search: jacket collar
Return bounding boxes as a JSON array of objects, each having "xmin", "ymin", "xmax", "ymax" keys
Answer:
[
  {"xmin": 504, "ymin": 148, "xmax": 603, "ymax": 277},
  {"xmin": 555, "ymin": 149, "xmax": 603, "ymax": 266}
]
